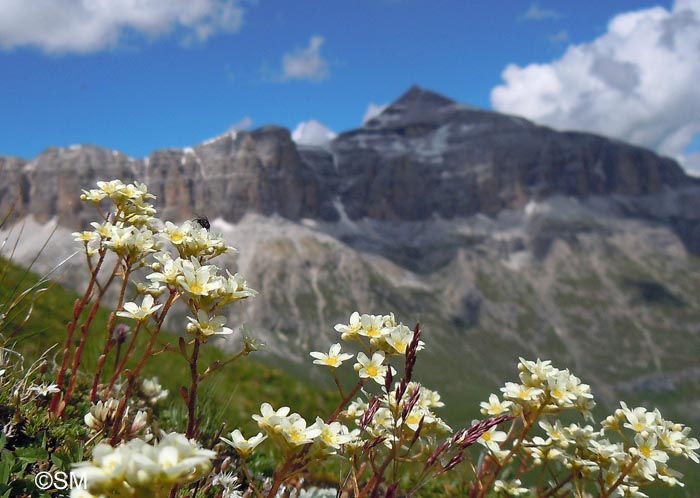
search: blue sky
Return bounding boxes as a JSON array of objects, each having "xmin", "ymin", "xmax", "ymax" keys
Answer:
[{"xmin": 1, "ymin": 0, "xmax": 698, "ymax": 173}]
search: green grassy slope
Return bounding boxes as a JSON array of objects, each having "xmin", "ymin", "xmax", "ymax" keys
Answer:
[{"xmin": 0, "ymin": 256, "xmax": 338, "ymax": 434}]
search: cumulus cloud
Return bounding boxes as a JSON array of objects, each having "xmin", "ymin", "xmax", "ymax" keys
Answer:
[
  {"xmin": 492, "ymin": 0, "xmax": 700, "ymax": 173},
  {"xmin": 520, "ymin": 2, "xmax": 561, "ymax": 21},
  {"xmin": 0, "ymin": 0, "xmax": 244, "ymax": 53},
  {"xmin": 291, "ymin": 120, "xmax": 336, "ymax": 146},
  {"xmin": 362, "ymin": 103, "xmax": 389, "ymax": 125},
  {"xmin": 281, "ymin": 36, "xmax": 330, "ymax": 82}
]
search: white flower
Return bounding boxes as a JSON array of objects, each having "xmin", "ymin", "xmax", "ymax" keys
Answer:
[
  {"xmin": 314, "ymin": 417, "xmax": 356, "ymax": 450},
  {"xmin": 518, "ymin": 357, "xmax": 554, "ymax": 387},
  {"xmin": 116, "ymin": 294, "xmax": 163, "ymax": 322},
  {"xmin": 358, "ymin": 314, "xmax": 387, "ymax": 339},
  {"xmin": 80, "ymin": 188, "xmax": 107, "ymax": 203},
  {"xmin": 186, "ymin": 310, "xmax": 233, "ymax": 338},
  {"xmin": 310, "ymin": 343, "xmax": 353, "ymax": 368},
  {"xmin": 96, "ymin": 179, "xmax": 126, "ymax": 197},
  {"xmin": 141, "ymin": 377, "xmax": 168, "ymax": 403},
  {"xmin": 418, "ymin": 386, "xmax": 445, "ymax": 409},
  {"xmin": 334, "ymin": 311, "xmax": 362, "ymax": 340},
  {"xmin": 28, "ymin": 383, "xmax": 60, "ymax": 397},
  {"xmin": 501, "ymin": 382, "xmax": 544, "ymax": 403},
  {"xmin": 252, "ymin": 403, "xmax": 291, "ymax": 431},
  {"xmin": 384, "ymin": 324, "xmax": 423, "ymax": 354},
  {"xmin": 73, "ymin": 433, "xmax": 215, "ymax": 494},
  {"xmin": 147, "ymin": 253, "xmax": 183, "ymax": 286},
  {"xmin": 176, "ymin": 258, "xmax": 223, "ymax": 296},
  {"xmin": 163, "ymin": 221, "xmax": 192, "ymax": 245},
  {"xmin": 353, "ymin": 351, "xmax": 394, "ymax": 384},
  {"xmin": 494, "ymin": 478, "xmax": 529, "ymax": 496},
  {"xmin": 219, "ymin": 270, "xmax": 257, "ymax": 302},
  {"xmin": 539, "ymin": 420, "xmax": 573, "ymax": 449},
  {"xmin": 480, "ymin": 393, "xmax": 513, "ymax": 416},
  {"xmin": 633, "ymin": 432, "xmax": 669, "ymax": 477},
  {"xmin": 212, "ymin": 471, "xmax": 243, "ymax": 498},
  {"xmin": 279, "ymin": 416, "xmax": 321, "ymax": 446},
  {"xmin": 220, "ymin": 429, "xmax": 267, "ymax": 458},
  {"xmin": 477, "ymin": 425, "xmax": 508, "ymax": 453},
  {"xmin": 546, "ymin": 370, "xmax": 578, "ymax": 407},
  {"xmin": 84, "ymin": 399, "xmax": 120, "ymax": 431},
  {"xmin": 620, "ymin": 402, "xmax": 658, "ymax": 434}
]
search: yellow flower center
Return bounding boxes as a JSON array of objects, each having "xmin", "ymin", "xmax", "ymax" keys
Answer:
[
  {"xmin": 366, "ymin": 366, "xmax": 378, "ymax": 378},
  {"xmin": 640, "ymin": 446, "xmax": 651, "ymax": 458},
  {"xmin": 366, "ymin": 328, "xmax": 381, "ymax": 338},
  {"xmin": 327, "ymin": 357, "xmax": 339, "ymax": 367}
]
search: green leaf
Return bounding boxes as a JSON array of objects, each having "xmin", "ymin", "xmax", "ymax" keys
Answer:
[
  {"xmin": 0, "ymin": 460, "xmax": 10, "ymax": 485},
  {"xmin": 51, "ymin": 452, "xmax": 70, "ymax": 472},
  {"xmin": 15, "ymin": 446, "xmax": 49, "ymax": 465}
]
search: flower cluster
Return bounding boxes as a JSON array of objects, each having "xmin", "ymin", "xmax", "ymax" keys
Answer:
[
  {"xmin": 328, "ymin": 312, "xmax": 449, "ymax": 440},
  {"xmin": 162, "ymin": 220, "xmax": 232, "ymax": 261},
  {"xmin": 140, "ymin": 376, "xmax": 168, "ymax": 404},
  {"xmin": 343, "ymin": 381, "xmax": 451, "ymax": 446},
  {"xmin": 148, "ymin": 254, "xmax": 256, "ymax": 340},
  {"xmin": 71, "ymin": 432, "xmax": 215, "ymax": 498},
  {"xmin": 84, "ymin": 398, "xmax": 148, "ymax": 439},
  {"xmin": 468, "ymin": 358, "xmax": 700, "ymax": 497},
  {"xmin": 246, "ymin": 402, "xmax": 357, "ymax": 455},
  {"xmin": 334, "ymin": 311, "xmax": 424, "ymax": 355},
  {"xmin": 75, "ymin": 180, "xmax": 158, "ymax": 259}
]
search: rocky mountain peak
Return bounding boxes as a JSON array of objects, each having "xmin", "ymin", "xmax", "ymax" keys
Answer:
[
  {"xmin": 394, "ymin": 85, "xmax": 455, "ymax": 109},
  {"xmin": 363, "ymin": 86, "xmax": 459, "ymax": 130},
  {"xmin": 1, "ymin": 86, "xmax": 698, "ymax": 252}
]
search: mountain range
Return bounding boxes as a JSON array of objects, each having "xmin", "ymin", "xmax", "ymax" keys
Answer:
[{"xmin": 2, "ymin": 86, "xmax": 699, "ymax": 425}]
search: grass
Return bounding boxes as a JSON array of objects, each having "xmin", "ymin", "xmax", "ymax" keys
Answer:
[{"xmin": 0, "ymin": 256, "xmax": 339, "ymax": 434}]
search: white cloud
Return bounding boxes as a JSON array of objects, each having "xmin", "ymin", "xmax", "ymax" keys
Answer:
[
  {"xmin": 281, "ymin": 36, "xmax": 329, "ymax": 82},
  {"xmin": 227, "ymin": 116, "xmax": 253, "ymax": 132},
  {"xmin": 291, "ymin": 120, "xmax": 336, "ymax": 146},
  {"xmin": 492, "ymin": 0, "xmax": 700, "ymax": 174},
  {"xmin": 362, "ymin": 103, "xmax": 389, "ymax": 125},
  {"xmin": 0, "ymin": 0, "xmax": 244, "ymax": 53},
  {"xmin": 520, "ymin": 2, "xmax": 561, "ymax": 21}
]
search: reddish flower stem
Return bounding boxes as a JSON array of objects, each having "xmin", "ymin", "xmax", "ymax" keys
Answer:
[
  {"xmin": 60, "ymin": 261, "xmax": 119, "ymax": 415},
  {"xmin": 50, "ymin": 250, "xmax": 106, "ymax": 416}
]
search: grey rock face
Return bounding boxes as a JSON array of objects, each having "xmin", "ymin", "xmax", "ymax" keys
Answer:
[
  {"xmin": 312, "ymin": 86, "xmax": 694, "ymax": 223},
  {"xmin": 2, "ymin": 86, "xmax": 696, "ymax": 236}
]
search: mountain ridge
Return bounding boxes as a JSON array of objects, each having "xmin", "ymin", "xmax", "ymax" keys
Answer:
[{"xmin": 2, "ymin": 86, "xmax": 700, "ymax": 429}]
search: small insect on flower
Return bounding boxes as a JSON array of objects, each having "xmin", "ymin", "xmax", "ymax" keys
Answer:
[{"xmin": 192, "ymin": 214, "xmax": 210, "ymax": 230}]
